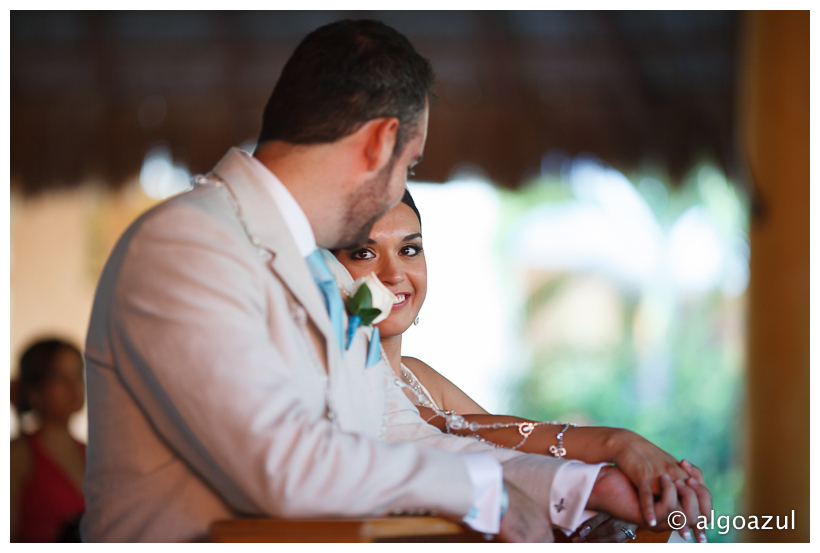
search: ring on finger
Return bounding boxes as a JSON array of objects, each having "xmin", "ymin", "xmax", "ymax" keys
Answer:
[{"xmin": 621, "ymin": 527, "xmax": 637, "ymax": 540}]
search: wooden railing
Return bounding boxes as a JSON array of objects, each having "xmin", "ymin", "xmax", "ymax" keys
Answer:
[
  {"xmin": 210, "ymin": 516, "xmax": 485, "ymax": 543},
  {"xmin": 210, "ymin": 517, "xmax": 671, "ymax": 543}
]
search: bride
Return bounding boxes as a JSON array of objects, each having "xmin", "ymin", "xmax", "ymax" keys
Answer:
[{"xmin": 334, "ymin": 189, "xmax": 711, "ymax": 543}]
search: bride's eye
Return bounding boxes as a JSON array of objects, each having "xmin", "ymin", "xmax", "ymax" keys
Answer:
[
  {"xmin": 350, "ymin": 248, "xmax": 375, "ymax": 261},
  {"xmin": 400, "ymin": 245, "xmax": 422, "ymax": 257}
]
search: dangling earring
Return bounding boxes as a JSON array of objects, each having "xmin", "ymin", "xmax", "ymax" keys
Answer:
[{"xmin": 414, "ymin": 317, "xmax": 420, "ymax": 326}]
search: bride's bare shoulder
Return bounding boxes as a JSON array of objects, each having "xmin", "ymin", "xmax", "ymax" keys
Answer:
[
  {"xmin": 401, "ymin": 356, "xmax": 488, "ymax": 414},
  {"xmin": 401, "ymin": 356, "xmax": 440, "ymax": 380}
]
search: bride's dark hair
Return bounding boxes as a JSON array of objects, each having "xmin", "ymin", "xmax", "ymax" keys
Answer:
[{"xmin": 400, "ymin": 188, "xmax": 421, "ymax": 233}]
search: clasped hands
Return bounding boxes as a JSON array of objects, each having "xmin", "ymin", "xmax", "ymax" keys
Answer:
[
  {"xmin": 500, "ymin": 428, "xmax": 712, "ymax": 543},
  {"xmin": 583, "ymin": 429, "xmax": 712, "ymax": 543},
  {"xmin": 499, "ymin": 455, "xmax": 710, "ymax": 543}
]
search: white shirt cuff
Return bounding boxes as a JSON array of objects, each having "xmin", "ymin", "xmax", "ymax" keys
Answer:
[
  {"xmin": 549, "ymin": 461, "xmax": 608, "ymax": 534},
  {"xmin": 459, "ymin": 452, "xmax": 504, "ymax": 534}
]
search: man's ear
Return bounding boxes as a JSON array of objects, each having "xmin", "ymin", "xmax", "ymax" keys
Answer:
[{"xmin": 362, "ymin": 117, "xmax": 399, "ymax": 172}]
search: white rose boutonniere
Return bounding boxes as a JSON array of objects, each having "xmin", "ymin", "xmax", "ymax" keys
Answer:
[{"xmin": 344, "ymin": 272, "xmax": 397, "ymax": 349}]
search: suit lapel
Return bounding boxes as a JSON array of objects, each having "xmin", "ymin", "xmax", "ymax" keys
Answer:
[{"xmin": 212, "ymin": 149, "xmax": 343, "ymax": 367}]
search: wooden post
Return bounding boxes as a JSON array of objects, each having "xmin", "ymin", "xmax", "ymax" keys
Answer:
[{"xmin": 738, "ymin": 10, "xmax": 809, "ymax": 543}]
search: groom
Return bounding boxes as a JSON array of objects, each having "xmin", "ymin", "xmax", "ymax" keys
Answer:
[{"xmin": 83, "ymin": 20, "xmax": 650, "ymax": 542}]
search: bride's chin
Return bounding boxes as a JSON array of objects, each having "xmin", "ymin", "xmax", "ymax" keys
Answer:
[{"xmin": 377, "ymin": 319, "xmax": 412, "ymax": 339}]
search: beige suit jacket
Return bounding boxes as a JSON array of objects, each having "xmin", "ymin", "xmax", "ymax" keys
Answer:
[{"xmin": 82, "ymin": 149, "xmax": 569, "ymax": 542}]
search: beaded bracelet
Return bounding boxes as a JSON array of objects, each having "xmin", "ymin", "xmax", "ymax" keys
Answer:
[
  {"xmin": 548, "ymin": 423, "xmax": 575, "ymax": 457},
  {"xmin": 393, "ymin": 373, "xmax": 575, "ymax": 454}
]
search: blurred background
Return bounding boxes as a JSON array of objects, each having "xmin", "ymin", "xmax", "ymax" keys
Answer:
[{"xmin": 8, "ymin": 10, "xmax": 808, "ymax": 542}]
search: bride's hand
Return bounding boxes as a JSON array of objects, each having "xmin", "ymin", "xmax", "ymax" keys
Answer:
[{"xmin": 607, "ymin": 429, "xmax": 709, "ymax": 529}]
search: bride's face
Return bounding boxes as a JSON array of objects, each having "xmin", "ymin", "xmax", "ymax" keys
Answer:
[{"xmin": 335, "ymin": 203, "xmax": 427, "ymax": 339}]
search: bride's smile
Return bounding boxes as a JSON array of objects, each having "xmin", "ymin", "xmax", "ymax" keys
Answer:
[{"xmin": 392, "ymin": 293, "xmax": 411, "ymax": 309}]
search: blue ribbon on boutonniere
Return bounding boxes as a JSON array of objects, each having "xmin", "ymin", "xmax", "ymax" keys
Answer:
[{"xmin": 365, "ymin": 326, "xmax": 381, "ymax": 368}]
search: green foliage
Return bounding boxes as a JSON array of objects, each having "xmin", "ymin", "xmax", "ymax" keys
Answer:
[{"xmin": 499, "ymin": 162, "xmax": 747, "ymax": 542}]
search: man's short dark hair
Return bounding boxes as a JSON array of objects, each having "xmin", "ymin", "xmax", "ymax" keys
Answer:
[{"xmin": 257, "ymin": 19, "xmax": 435, "ymax": 155}]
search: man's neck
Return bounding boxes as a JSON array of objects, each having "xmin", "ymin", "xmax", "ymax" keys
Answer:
[
  {"xmin": 253, "ymin": 142, "xmax": 318, "ymax": 212},
  {"xmin": 254, "ymin": 141, "xmax": 351, "ymax": 249}
]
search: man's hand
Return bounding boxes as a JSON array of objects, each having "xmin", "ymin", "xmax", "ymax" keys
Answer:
[
  {"xmin": 586, "ymin": 465, "xmax": 646, "ymax": 525},
  {"xmin": 497, "ymin": 480, "xmax": 554, "ymax": 543},
  {"xmin": 570, "ymin": 513, "xmax": 638, "ymax": 543}
]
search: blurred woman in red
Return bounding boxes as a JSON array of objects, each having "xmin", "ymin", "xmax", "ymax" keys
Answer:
[{"xmin": 10, "ymin": 338, "xmax": 86, "ymax": 542}]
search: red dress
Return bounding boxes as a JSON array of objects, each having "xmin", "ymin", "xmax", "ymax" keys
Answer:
[{"xmin": 17, "ymin": 432, "xmax": 86, "ymax": 542}]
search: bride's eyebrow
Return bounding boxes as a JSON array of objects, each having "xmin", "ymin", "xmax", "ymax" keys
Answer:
[{"xmin": 363, "ymin": 233, "xmax": 421, "ymax": 245}]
